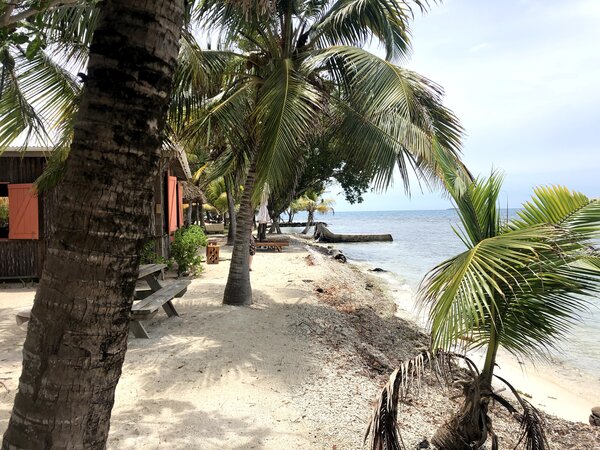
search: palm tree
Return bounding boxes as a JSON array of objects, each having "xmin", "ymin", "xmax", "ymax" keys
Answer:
[
  {"xmin": 294, "ymin": 191, "xmax": 335, "ymax": 234},
  {"xmin": 205, "ymin": 177, "xmax": 230, "ymax": 218},
  {"xmin": 366, "ymin": 173, "xmax": 600, "ymax": 450},
  {"xmin": 182, "ymin": 0, "xmax": 468, "ymax": 306},
  {"xmin": 1, "ymin": 0, "xmax": 185, "ymax": 448}
]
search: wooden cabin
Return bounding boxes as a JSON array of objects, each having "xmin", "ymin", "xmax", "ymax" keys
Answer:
[{"xmin": 0, "ymin": 145, "xmax": 191, "ymax": 280}]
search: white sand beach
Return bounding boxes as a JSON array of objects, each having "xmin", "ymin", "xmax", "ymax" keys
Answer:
[{"xmin": 1, "ymin": 239, "xmax": 599, "ymax": 449}]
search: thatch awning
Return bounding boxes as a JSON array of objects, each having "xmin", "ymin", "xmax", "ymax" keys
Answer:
[
  {"xmin": 164, "ymin": 143, "xmax": 192, "ymax": 181},
  {"xmin": 182, "ymin": 181, "xmax": 206, "ymax": 202}
]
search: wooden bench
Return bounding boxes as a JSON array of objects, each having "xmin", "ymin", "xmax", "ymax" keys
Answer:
[
  {"xmin": 254, "ymin": 241, "xmax": 290, "ymax": 252},
  {"xmin": 130, "ymin": 280, "xmax": 190, "ymax": 338}
]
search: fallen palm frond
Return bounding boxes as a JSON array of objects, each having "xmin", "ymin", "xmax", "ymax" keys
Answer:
[
  {"xmin": 365, "ymin": 351, "xmax": 550, "ymax": 450},
  {"xmin": 365, "ymin": 350, "xmax": 454, "ymax": 450},
  {"xmin": 493, "ymin": 375, "xmax": 548, "ymax": 450}
]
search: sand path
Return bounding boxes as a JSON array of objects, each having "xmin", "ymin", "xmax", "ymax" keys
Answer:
[{"xmin": 0, "ymin": 243, "xmax": 378, "ymax": 449}]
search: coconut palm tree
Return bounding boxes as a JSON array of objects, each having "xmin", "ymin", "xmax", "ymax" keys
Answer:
[
  {"xmin": 294, "ymin": 191, "xmax": 335, "ymax": 234},
  {"xmin": 1, "ymin": 0, "xmax": 185, "ymax": 448},
  {"xmin": 366, "ymin": 172, "xmax": 600, "ymax": 450},
  {"xmin": 205, "ymin": 177, "xmax": 230, "ymax": 218},
  {"xmin": 181, "ymin": 0, "xmax": 468, "ymax": 306}
]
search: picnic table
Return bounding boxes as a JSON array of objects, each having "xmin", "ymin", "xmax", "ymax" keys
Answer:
[
  {"xmin": 130, "ymin": 263, "xmax": 190, "ymax": 339},
  {"xmin": 15, "ymin": 264, "xmax": 189, "ymax": 338}
]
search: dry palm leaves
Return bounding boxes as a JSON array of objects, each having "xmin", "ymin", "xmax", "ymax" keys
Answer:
[{"xmin": 365, "ymin": 351, "xmax": 549, "ymax": 450}]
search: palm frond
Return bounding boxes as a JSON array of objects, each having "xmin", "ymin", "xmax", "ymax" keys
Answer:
[
  {"xmin": 18, "ymin": 47, "xmax": 81, "ymax": 128},
  {"xmin": 0, "ymin": 50, "xmax": 49, "ymax": 149},
  {"xmin": 494, "ymin": 374, "xmax": 548, "ymax": 450},
  {"xmin": 42, "ymin": 1, "xmax": 99, "ymax": 67},
  {"xmin": 309, "ymin": 0, "xmax": 432, "ymax": 61},
  {"xmin": 421, "ymin": 225, "xmax": 570, "ymax": 354},
  {"xmin": 511, "ymin": 185, "xmax": 600, "ymax": 237},
  {"xmin": 170, "ymin": 29, "xmax": 248, "ymax": 130},
  {"xmin": 421, "ymin": 175, "xmax": 600, "ymax": 362},
  {"xmin": 253, "ymin": 58, "xmax": 324, "ymax": 194},
  {"xmin": 179, "ymin": 80, "xmax": 254, "ymax": 153},
  {"xmin": 304, "ymin": 46, "xmax": 464, "ymax": 192},
  {"xmin": 194, "ymin": 0, "xmax": 277, "ymax": 51},
  {"xmin": 365, "ymin": 350, "xmax": 456, "ymax": 450}
]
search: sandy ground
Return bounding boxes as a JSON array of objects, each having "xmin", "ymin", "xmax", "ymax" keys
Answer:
[{"xmin": 1, "ymin": 238, "xmax": 599, "ymax": 449}]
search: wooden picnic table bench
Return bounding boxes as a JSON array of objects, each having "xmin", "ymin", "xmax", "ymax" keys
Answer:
[
  {"xmin": 14, "ymin": 263, "xmax": 189, "ymax": 339},
  {"xmin": 254, "ymin": 241, "xmax": 290, "ymax": 252},
  {"xmin": 130, "ymin": 263, "xmax": 190, "ymax": 339}
]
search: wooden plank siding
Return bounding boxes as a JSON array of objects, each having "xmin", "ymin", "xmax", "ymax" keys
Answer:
[
  {"xmin": 0, "ymin": 157, "xmax": 46, "ymax": 183},
  {"xmin": 0, "ymin": 237, "xmax": 39, "ymax": 279}
]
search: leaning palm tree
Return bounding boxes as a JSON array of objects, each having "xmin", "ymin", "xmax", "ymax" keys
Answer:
[
  {"xmin": 1, "ymin": 0, "xmax": 186, "ymax": 448},
  {"xmin": 366, "ymin": 172, "xmax": 600, "ymax": 450},
  {"xmin": 181, "ymin": 0, "xmax": 468, "ymax": 306}
]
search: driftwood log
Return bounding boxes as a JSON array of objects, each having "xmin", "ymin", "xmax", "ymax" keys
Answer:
[{"xmin": 314, "ymin": 223, "xmax": 393, "ymax": 243}]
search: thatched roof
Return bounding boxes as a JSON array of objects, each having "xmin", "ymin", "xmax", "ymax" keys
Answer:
[
  {"xmin": 182, "ymin": 181, "xmax": 206, "ymax": 202},
  {"xmin": 164, "ymin": 143, "xmax": 192, "ymax": 181}
]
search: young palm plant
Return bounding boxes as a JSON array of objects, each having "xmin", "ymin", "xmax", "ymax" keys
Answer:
[
  {"xmin": 366, "ymin": 173, "xmax": 600, "ymax": 450},
  {"xmin": 180, "ymin": 0, "xmax": 468, "ymax": 306}
]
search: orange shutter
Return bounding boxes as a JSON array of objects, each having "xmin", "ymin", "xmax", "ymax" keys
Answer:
[
  {"xmin": 8, "ymin": 184, "xmax": 39, "ymax": 240},
  {"xmin": 167, "ymin": 175, "xmax": 178, "ymax": 234},
  {"xmin": 177, "ymin": 181, "xmax": 184, "ymax": 228}
]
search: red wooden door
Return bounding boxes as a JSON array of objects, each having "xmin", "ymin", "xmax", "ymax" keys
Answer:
[
  {"xmin": 167, "ymin": 175, "xmax": 178, "ymax": 233},
  {"xmin": 8, "ymin": 184, "xmax": 39, "ymax": 240}
]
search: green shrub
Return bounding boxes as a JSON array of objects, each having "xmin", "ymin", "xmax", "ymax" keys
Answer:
[
  {"xmin": 140, "ymin": 240, "xmax": 173, "ymax": 270},
  {"xmin": 171, "ymin": 225, "xmax": 207, "ymax": 276},
  {"xmin": 0, "ymin": 198, "xmax": 8, "ymax": 227}
]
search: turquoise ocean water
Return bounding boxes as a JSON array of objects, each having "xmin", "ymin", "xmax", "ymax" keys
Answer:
[{"xmin": 286, "ymin": 209, "xmax": 600, "ymax": 377}]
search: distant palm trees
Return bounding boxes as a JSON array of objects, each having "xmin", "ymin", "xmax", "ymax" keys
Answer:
[
  {"xmin": 367, "ymin": 172, "xmax": 600, "ymax": 450},
  {"xmin": 291, "ymin": 192, "xmax": 335, "ymax": 234}
]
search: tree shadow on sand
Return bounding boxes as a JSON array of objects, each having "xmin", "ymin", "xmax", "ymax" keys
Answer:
[
  {"xmin": 108, "ymin": 399, "xmax": 274, "ymax": 450},
  {"xmin": 115, "ymin": 280, "xmax": 439, "ymax": 449}
]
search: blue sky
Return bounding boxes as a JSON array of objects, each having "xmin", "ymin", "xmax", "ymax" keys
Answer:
[{"xmin": 331, "ymin": 0, "xmax": 600, "ymax": 211}]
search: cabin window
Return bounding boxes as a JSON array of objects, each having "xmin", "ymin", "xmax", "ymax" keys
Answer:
[{"xmin": 0, "ymin": 184, "xmax": 8, "ymax": 239}]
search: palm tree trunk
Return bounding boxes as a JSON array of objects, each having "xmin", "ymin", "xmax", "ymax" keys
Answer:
[
  {"xmin": 225, "ymin": 176, "xmax": 236, "ymax": 246},
  {"xmin": 1, "ymin": 1, "xmax": 183, "ymax": 448},
  {"xmin": 301, "ymin": 210, "xmax": 314, "ymax": 234},
  {"xmin": 223, "ymin": 158, "xmax": 256, "ymax": 306},
  {"xmin": 198, "ymin": 201, "xmax": 205, "ymax": 227}
]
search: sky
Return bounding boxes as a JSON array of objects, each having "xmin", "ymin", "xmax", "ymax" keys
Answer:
[{"xmin": 331, "ymin": 0, "xmax": 600, "ymax": 211}]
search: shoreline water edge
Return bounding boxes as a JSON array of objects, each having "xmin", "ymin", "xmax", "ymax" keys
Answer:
[{"xmin": 293, "ymin": 217, "xmax": 600, "ymax": 425}]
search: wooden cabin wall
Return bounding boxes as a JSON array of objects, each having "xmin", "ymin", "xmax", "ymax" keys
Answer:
[
  {"xmin": 0, "ymin": 157, "xmax": 46, "ymax": 183},
  {"xmin": 0, "ymin": 241, "xmax": 39, "ymax": 279},
  {"xmin": 0, "ymin": 157, "xmax": 47, "ymax": 279}
]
